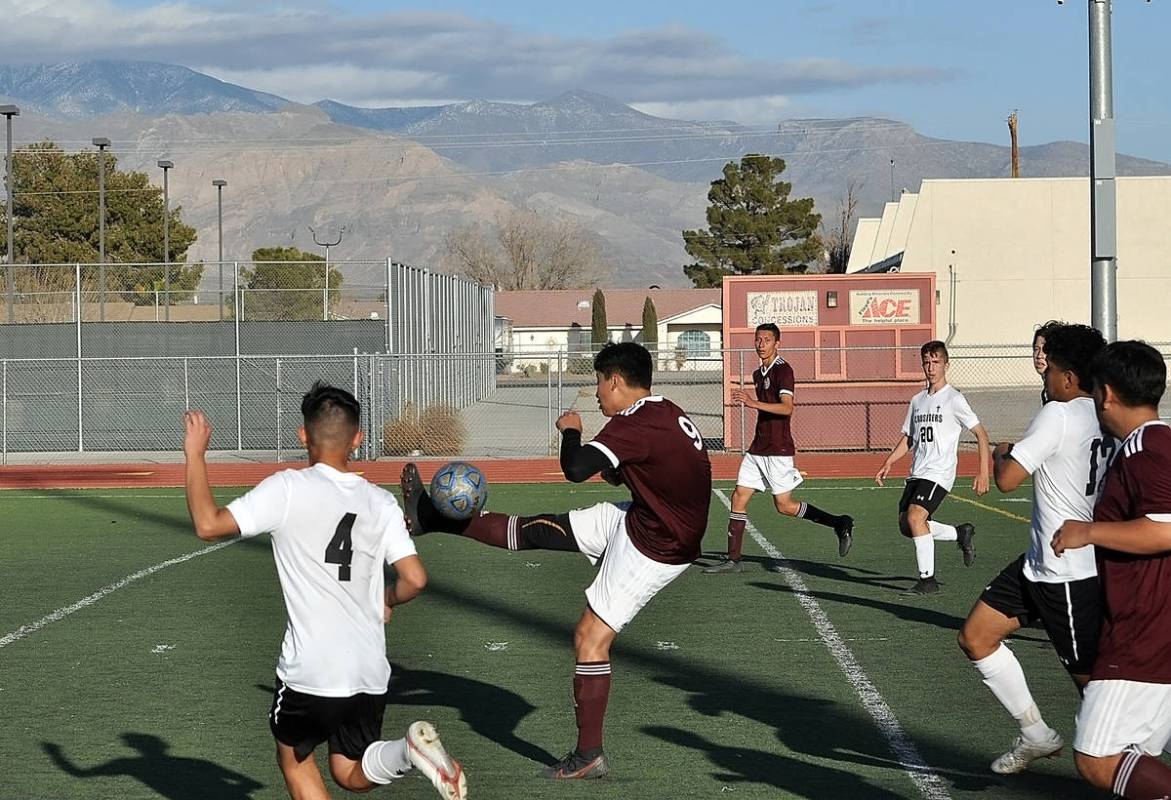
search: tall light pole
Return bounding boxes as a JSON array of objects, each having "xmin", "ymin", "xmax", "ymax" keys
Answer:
[
  {"xmin": 1088, "ymin": 0, "xmax": 1117, "ymax": 341},
  {"xmin": 889, "ymin": 158, "xmax": 895, "ymax": 203},
  {"xmin": 1, "ymin": 104, "xmax": 18, "ymax": 324},
  {"xmin": 157, "ymin": 159, "xmax": 173, "ymax": 321},
  {"xmin": 212, "ymin": 179, "xmax": 227, "ymax": 321},
  {"xmin": 92, "ymin": 137, "xmax": 110, "ymax": 321},
  {"xmin": 310, "ymin": 225, "xmax": 345, "ymax": 321}
]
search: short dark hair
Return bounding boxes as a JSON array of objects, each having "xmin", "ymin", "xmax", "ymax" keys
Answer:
[
  {"xmin": 1042, "ymin": 324, "xmax": 1106, "ymax": 392},
  {"xmin": 755, "ymin": 323, "xmax": 781, "ymax": 340},
  {"xmin": 1090, "ymin": 340, "xmax": 1166, "ymax": 408},
  {"xmin": 921, "ymin": 340, "xmax": 948, "ymax": 361},
  {"xmin": 1033, "ymin": 319, "xmax": 1064, "ymax": 346},
  {"xmin": 301, "ymin": 381, "xmax": 361, "ymax": 438},
  {"xmin": 594, "ymin": 342, "xmax": 653, "ymax": 390}
]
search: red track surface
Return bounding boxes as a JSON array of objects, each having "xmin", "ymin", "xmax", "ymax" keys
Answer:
[{"xmin": 0, "ymin": 453, "xmax": 986, "ymax": 490}]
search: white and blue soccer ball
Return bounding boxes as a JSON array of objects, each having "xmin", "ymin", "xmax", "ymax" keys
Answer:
[{"xmin": 430, "ymin": 461, "xmax": 488, "ymax": 520}]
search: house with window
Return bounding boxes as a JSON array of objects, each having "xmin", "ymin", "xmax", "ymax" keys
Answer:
[{"xmin": 494, "ymin": 288, "xmax": 722, "ymax": 372}]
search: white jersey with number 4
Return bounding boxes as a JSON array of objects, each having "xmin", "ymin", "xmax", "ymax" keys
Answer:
[
  {"xmin": 1009, "ymin": 396, "xmax": 1111, "ymax": 583},
  {"xmin": 227, "ymin": 463, "xmax": 416, "ymax": 697},
  {"xmin": 901, "ymin": 384, "xmax": 980, "ymax": 492}
]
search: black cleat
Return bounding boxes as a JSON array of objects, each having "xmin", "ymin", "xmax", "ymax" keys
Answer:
[
  {"xmin": 835, "ymin": 516, "xmax": 854, "ymax": 557},
  {"xmin": 901, "ymin": 576, "xmax": 941, "ymax": 595},
  {"xmin": 702, "ymin": 557, "xmax": 744, "ymax": 574},
  {"xmin": 957, "ymin": 523, "xmax": 976, "ymax": 567},
  {"xmin": 540, "ymin": 750, "xmax": 610, "ymax": 780},
  {"xmin": 400, "ymin": 463, "xmax": 429, "ymax": 536}
]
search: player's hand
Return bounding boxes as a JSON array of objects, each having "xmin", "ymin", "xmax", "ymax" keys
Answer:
[
  {"xmin": 1052, "ymin": 520, "xmax": 1093, "ymax": 557},
  {"xmin": 183, "ymin": 410, "xmax": 212, "ymax": 459},
  {"xmin": 875, "ymin": 463, "xmax": 891, "ymax": 486},
  {"xmin": 730, "ymin": 388, "xmax": 754, "ymax": 407},
  {"xmin": 600, "ymin": 466, "xmax": 622, "ymax": 486},
  {"xmin": 973, "ymin": 472, "xmax": 990, "ymax": 496},
  {"xmin": 556, "ymin": 410, "xmax": 583, "ymax": 433}
]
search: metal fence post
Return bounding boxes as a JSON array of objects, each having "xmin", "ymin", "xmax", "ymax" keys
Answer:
[
  {"xmin": 275, "ymin": 357, "xmax": 282, "ymax": 463},
  {"xmin": 547, "ymin": 353, "xmax": 554, "ymax": 453},
  {"xmin": 183, "ymin": 357, "xmax": 190, "ymax": 410},
  {"xmin": 738, "ymin": 349, "xmax": 746, "ymax": 454},
  {"xmin": 76, "ymin": 263, "xmax": 83, "ymax": 452},
  {"xmin": 2, "ymin": 359, "xmax": 6, "ymax": 465},
  {"xmin": 234, "ymin": 261, "xmax": 242, "ymax": 451},
  {"xmin": 384, "ymin": 258, "xmax": 392, "ymax": 354}
]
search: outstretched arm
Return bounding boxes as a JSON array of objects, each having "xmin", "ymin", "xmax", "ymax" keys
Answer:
[
  {"xmin": 875, "ymin": 436, "xmax": 911, "ymax": 486},
  {"xmin": 184, "ymin": 411, "xmax": 241, "ymax": 541}
]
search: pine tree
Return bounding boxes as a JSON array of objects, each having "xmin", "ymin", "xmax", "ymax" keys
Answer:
[
  {"xmin": 682, "ymin": 154, "xmax": 822, "ymax": 288},
  {"xmin": 641, "ymin": 296, "xmax": 659, "ymax": 353},
  {"xmin": 591, "ymin": 288, "xmax": 608, "ymax": 349}
]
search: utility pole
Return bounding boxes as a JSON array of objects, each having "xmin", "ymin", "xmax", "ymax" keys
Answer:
[
  {"xmin": 310, "ymin": 225, "xmax": 345, "ymax": 321},
  {"xmin": 158, "ymin": 159, "xmax": 173, "ymax": 321},
  {"xmin": 1007, "ymin": 110, "xmax": 1020, "ymax": 178},
  {"xmin": 1, "ymin": 104, "xmax": 18, "ymax": 324},
  {"xmin": 213, "ymin": 179, "xmax": 227, "ymax": 320},
  {"xmin": 889, "ymin": 158, "xmax": 895, "ymax": 203}
]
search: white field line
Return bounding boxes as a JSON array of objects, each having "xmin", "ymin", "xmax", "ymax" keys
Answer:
[
  {"xmin": 0, "ymin": 540, "xmax": 237, "ymax": 650},
  {"xmin": 713, "ymin": 489, "xmax": 952, "ymax": 800}
]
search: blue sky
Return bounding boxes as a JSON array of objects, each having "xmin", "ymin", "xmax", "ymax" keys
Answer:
[{"xmin": 9, "ymin": 0, "xmax": 1171, "ymax": 161}]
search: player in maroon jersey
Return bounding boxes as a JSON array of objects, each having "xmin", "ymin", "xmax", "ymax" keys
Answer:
[
  {"xmin": 400, "ymin": 342, "xmax": 712, "ymax": 780},
  {"xmin": 1052, "ymin": 340, "xmax": 1171, "ymax": 799},
  {"xmin": 705, "ymin": 322, "xmax": 853, "ymax": 573}
]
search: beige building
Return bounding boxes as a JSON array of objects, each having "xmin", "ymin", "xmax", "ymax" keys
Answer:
[
  {"xmin": 848, "ymin": 177, "xmax": 1171, "ymax": 358},
  {"xmin": 495, "ymin": 288, "xmax": 722, "ymax": 372}
]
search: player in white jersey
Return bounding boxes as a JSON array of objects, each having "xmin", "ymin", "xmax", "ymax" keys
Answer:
[
  {"xmin": 183, "ymin": 382, "xmax": 467, "ymax": 800},
  {"xmin": 876, "ymin": 340, "xmax": 991, "ymax": 594},
  {"xmin": 957, "ymin": 324, "xmax": 1109, "ymax": 775}
]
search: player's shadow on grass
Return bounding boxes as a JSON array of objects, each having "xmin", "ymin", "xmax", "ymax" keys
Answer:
[
  {"xmin": 645, "ymin": 725, "xmax": 906, "ymax": 799},
  {"xmin": 42, "ymin": 733, "xmax": 263, "ymax": 800},
  {"xmin": 387, "ymin": 664, "xmax": 556, "ymax": 765}
]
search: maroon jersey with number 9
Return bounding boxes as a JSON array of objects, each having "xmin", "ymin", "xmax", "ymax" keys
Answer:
[
  {"xmin": 587, "ymin": 395, "xmax": 712, "ymax": 565},
  {"xmin": 1091, "ymin": 421, "xmax": 1171, "ymax": 683}
]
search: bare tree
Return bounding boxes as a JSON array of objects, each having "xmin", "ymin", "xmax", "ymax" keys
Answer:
[
  {"xmin": 822, "ymin": 179, "xmax": 862, "ymax": 274},
  {"xmin": 444, "ymin": 210, "xmax": 608, "ymax": 289}
]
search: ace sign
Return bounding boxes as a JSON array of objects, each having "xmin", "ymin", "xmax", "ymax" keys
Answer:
[{"xmin": 849, "ymin": 289, "xmax": 920, "ymax": 325}]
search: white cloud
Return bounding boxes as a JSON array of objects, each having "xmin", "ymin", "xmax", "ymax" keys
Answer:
[
  {"xmin": 0, "ymin": 1, "xmax": 953, "ymax": 108},
  {"xmin": 632, "ymin": 96, "xmax": 794, "ymax": 127}
]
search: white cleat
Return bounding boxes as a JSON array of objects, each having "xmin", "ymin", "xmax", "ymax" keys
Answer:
[
  {"xmin": 408, "ymin": 721, "xmax": 468, "ymax": 800},
  {"xmin": 991, "ymin": 730, "xmax": 1063, "ymax": 774}
]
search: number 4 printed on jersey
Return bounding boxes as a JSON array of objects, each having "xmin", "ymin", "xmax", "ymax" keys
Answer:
[{"xmin": 325, "ymin": 513, "xmax": 356, "ymax": 581}]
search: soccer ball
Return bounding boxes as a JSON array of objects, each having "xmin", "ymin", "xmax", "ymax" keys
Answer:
[{"xmin": 429, "ymin": 461, "xmax": 488, "ymax": 520}]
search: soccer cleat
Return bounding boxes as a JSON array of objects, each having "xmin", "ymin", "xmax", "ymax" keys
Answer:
[
  {"xmin": 400, "ymin": 463, "xmax": 430, "ymax": 536},
  {"xmin": 957, "ymin": 523, "xmax": 977, "ymax": 567},
  {"xmin": 835, "ymin": 516, "xmax": 855, "ymax": 557},
  {"xmin": 540, "ymin": 750, "xmax": 610, "ymax": 780},
  {"xmin": 990, "ymin": 730, "xmax": 1063, "ymax": 774},
  {"xmin": 702, "ymin": 557, "xmax": 744, "ymax": 574},
  {"xmin": 901, "ymin": 576, "xmax": 941, "ymax": 595},
  {"xmin": 407, "ymin": 721, "xmax": 467, "ymax": 800}
]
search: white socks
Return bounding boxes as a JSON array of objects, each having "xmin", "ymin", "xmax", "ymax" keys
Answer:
[
  {"xmin": 972, "ymin": 644, "xmax": 1051, "ymax": 741},
  {"xmin": 929, "ymin": 521, "xmax": 958, "ymax": 541},
  {"xmin": 913, "ymin": 534, "xmax": 935, "ymax": 578},
  {"xmin": 362, "ymin": 738, "xmax": 412, "ymax": 785}
]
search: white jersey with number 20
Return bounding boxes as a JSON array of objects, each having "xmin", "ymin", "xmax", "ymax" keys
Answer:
[
  {"xmin": 227, "ymin": 463, "xmax": 416, "ymax": 697},
  {"xmin": 901, "ymin": 384, "xmax": 980, "ymax": 492}
]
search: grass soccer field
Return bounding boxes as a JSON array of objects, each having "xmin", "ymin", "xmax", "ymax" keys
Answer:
[{"xmin": 2, "ymin": 478, "xmax": 1104, "ymax": 800}]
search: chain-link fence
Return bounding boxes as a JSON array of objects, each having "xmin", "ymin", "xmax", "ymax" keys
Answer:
[{"xmin": 6, "ymin": 343, "xmax": 1167, "ymax": 464}]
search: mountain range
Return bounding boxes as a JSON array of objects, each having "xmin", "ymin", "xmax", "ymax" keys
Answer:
[{"xmin": 3, "ymin": 60, "xmax": 1169, "ymax": 288}]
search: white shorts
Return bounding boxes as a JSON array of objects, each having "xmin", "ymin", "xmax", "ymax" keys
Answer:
[
  {"xmin": 569, "ymin": 502, "xmax": 689, "ymax": 634},
  {"xmin": 1074, "ymin": 679, "xmax": 1171, "ymax": 757},
  {"xmin": 737, "ymin": 453, "xmax": 803, "ymax": 495}
]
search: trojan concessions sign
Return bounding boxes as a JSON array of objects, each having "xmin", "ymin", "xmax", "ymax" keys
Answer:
[
  {"xmin": 746, "ymin": 290, "xmax": 819, "ymax": 327},
  {"xmin": 849, "ymin": 289, "xmax": 920, "ymax": 325}
]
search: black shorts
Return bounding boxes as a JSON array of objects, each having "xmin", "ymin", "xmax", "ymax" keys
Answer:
[
  {"xmin": 898, "ymin": 479, "xmax": 948, "ymax": 516},
  {"xmin": 980, "ymin": 554, "xmax": 1102, "ymax": 674},
  {"xmin": 269, "ymin": 677, "xmax": 388, "ymax": 761}
]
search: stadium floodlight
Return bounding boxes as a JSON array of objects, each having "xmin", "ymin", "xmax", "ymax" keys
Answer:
[
  {"xmin": 158, "ymin": 160, "xmax": 173, "ymax": 320},
  {"xmin": 213, "ymin": 179, "xmax": 227, "ymax": 320},
  {"xmin": 2, "ymin": 104, "xmax": 18, "ymax": 323},
  {"xmin": 92, "ymin": 137, "xmax": 111, "ymax": 321}
]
